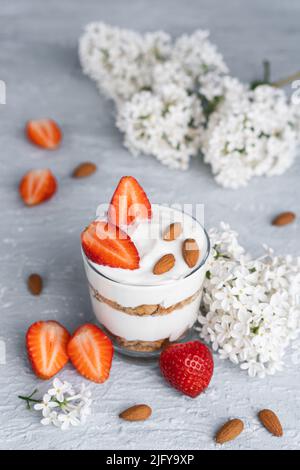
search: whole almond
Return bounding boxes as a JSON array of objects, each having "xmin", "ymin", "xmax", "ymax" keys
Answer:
[
  {"xmin": 272, "ymin": 211, "xmax": 295, "ymax": 226},
  {"xmin": 119, "ymin": 404, "xmax": 152, "ymax": 421},
  {"xmin": 72, "ymin": 162, "xmax": 97, "ymax": 178},
  {"xmin": 215, "ymin": 418, "xmax": 244, "ymax": 444},
  {"xmin": 182, "ymin": 238, "xmax": 200, "ymax": 268},
  {"xmin": 27, "ymin": 273, "xmax": 43, "ymax": 296},
  {"xmin": 153, "ymin": 254, "xmax": 175, "ymax": 275},
  {"xmin": 163, "ymin": 222, "xmax": 182, "ymax": 241},
  {"xmin": 258, "ymin": 409, "xmax": 283, "ymax": 437}
]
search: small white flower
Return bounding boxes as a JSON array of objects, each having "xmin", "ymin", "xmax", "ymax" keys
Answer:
[
  {"xmin": 34, "ymin": 394, "xmax": 59, "ymax": 417},
  {"xmin": 41, "ymin": 411, "xmax": 60, "ymax": 427},
  {"xmin": 78, "ymin": 403, "xmax": 92, "ymax": 424},
  {"xmin": 79, "ymin": 383, "xmax": 92, "ymax": 403},
  {"xmin": 48, "ymin": 378, "xmax": 74, "ymax": 402},
  {"xmin": 58, "ymin": 410, "xmax": 81, "ymax": 431}
]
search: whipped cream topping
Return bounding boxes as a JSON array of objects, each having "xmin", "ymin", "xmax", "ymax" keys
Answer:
[{"xmin": 89, "ymin": 204, "xmax": 208, "ymax": 286}]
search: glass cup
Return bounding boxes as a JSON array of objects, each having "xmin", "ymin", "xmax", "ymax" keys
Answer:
[{"xmin": 82, "ymin": 212, "xmax": 210, "ymax": 358}]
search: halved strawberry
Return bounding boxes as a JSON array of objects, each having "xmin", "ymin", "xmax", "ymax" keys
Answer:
[
  {"xmin": 67, "ymin": 324, "xmax": 113, "ymax": 383},
  {"xmin": 26, "ymin": 321, "xmax": 70, "ymax": 380},
  {"xmin": 19, "ymin": 168, "xmax": 57, "ymax": 206},
  {"xmin": 108, "ymin": 176, "xmax": 152, "ymax": 227},
  {"xmin": 26, "ymin": 119, "xmax": 62, "ymax": 149},
  {"xmin": 81, "ymin": 220, "xmax": 140, "ymax": 269}
]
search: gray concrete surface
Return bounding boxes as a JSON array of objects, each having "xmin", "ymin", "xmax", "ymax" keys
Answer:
[{"xmin": 0, "ymin": 0, "xmax": 299, "ymax": 450}]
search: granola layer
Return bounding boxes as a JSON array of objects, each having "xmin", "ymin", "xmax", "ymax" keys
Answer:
[
  {"xmin": 114, "ymin": 336, "xmax": 170, "ymax": 352},
  {"xmin": 89, "ymin": 283, "xmax": 201, "ymax": 316}
]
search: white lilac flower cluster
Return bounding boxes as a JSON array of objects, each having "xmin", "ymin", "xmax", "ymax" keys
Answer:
[
  {"xmin": 19, "ymin": 378, "xmax": 92, "ymax": 430},
  {"xmin": 198, "ymin": 223, "xmax": 300, "ymax": 378},
  {"xmin": 202, "ymin": 79, "xmax": 300, "ymax": 188},
  {"xmin": 79, "ymin": 23, "xmax": 227, "ymax": 170},
  {"xmin": 116, "ymin": 85, "xmax": 204, "ymax": 169},
  {"xmin": 79, "ymin": 22, "xmax": 172, "ymax": 103},
  {"xmin": 79, "ymin": 22, "xmax": 299, "ymax": 185}
]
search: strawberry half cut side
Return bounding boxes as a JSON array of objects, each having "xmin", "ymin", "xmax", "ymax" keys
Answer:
[
  {"xmin": 26, "ymin": 119, "xmax": 62, "ymax": 149},
  {"xmin": 19, "ymin": 168, "xmax": 57, "ymax": 206},
  {"xmin": 108, "ymin": 176, "xmax": 152, "ymax": 227},
  {"xmin": 67, "ymin": 324, "xmax": 114, "ymax": 383},
  {"xmin": 26, "ymin": 321, "xmax": 70, "ymax": 379},
  {"xmin": 81, "ymin": 220, "xmax": 140, "ymax": 269}
]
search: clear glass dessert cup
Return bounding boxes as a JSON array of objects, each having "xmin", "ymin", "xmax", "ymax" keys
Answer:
[{"xmin": 82, "ymin": 214, "xmax": 210, "ymax": 358}]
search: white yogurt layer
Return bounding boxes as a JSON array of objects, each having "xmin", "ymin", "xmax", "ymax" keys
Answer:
[
  {"xmin": 90, "ymin": 204, "xmax": 208, "ymax": 286},
  {"xmin": 90, "ymin": 295, "xmax": 201, "ymax": 342}
]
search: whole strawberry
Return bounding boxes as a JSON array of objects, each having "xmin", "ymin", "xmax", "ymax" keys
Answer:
[{"xmin": 159, "ymin": 341, "xmax": 214, "ymax": 398}]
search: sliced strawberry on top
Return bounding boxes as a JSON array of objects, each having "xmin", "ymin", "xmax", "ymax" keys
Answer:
[
  {"xmin": 81, "ymin": 220, "xmax": 140, "ymax": 269},
  {"xmin": 67, "ymin": 324, "xmax": 113, "ymax": 383},
  {"xmin": 19, "ymin": 168, "xmax": 57, "ymax": 206},
  {"xmin": 26, "ymin": 119, "xmax": 62, "ymax": 149},
  {"xmin": 26, "ymin": 321, "xmax": 70, "ymax": 380},
  {"xmin": 108, "ymin": 176, "xmax": 152, "ymax": 227}
]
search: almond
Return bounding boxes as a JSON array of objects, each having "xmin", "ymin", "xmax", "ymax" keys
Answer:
[
  {"xmin": 272, "ymin": 211, "xmax": 296, "ymax": 226},
  {"xmin": 119, "ymin": 404, "xmax": 152, "ymax": 421},
  {"xmin": 215, "ymin": 418, "xmax": 244, "ymax": 444},
  {"xmin": 72, "ymin": 162, "xmax": 97, "ymax": 178},
  {"xmin": 258, "ymin": 409, "xmax": 283, "ymax": 437},
  {"xmin": 163, "ymin": 222, "xmax": 182, "ymax": 241},
  {"xmin": 182, "ymin": 238, "xmax": 200, "ymax": 268},
  {"xmin": 27, "ymin": 273, "xmax": 43, "ymax": 296},
  {"xmin": 153, "ymin": 254, "xmax": 175, "ymax": 275}
]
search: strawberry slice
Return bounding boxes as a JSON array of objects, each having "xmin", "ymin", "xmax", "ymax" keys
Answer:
[
  {"xmin": 81, "ymin": 220, "xmax": 140, "ymax": 269},
  {"xmin": 67, "ymin": 324, "xmax": 113, "ymax": 383},
  {"xmin": 26, "ymin": 321, "xmax": 70, "ymax": 379},
  {"xmin": 19, "ymin": 168, "xmax": 57, "ymax": 206},
  {"xmin": 26, "ymin": 119, "xmax": 62, "ymax": 149},
  {"xmin": 108, "ymin": 176, "xmax": 152, "ymax": 227}
]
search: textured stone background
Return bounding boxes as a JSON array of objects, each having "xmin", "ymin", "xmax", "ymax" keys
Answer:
[{"xmin": 0, "ymin": 0, "xmax": 299, "ymax": 450}]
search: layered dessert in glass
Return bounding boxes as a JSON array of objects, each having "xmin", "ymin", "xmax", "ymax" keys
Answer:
[{"xmin": 81, "ymin": 176, "xmax": 210, "ymax": 356}]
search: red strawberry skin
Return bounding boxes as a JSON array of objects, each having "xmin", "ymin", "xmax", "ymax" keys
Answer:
[
  {"xmin": 26, "ymin": 321, "xmax": 70, "ymax": 380},
  {"xmin": 108, "ymin": 176, "xmax": 152, "ymax": 227},
  {"xmin": 81, "ymin": 220, "xmax": 140, "ymax": 269},
  {"xmin": 67, "ymin": 324, "xmax": 114, "ymax": 383},
  {"xmin": 159, "ymin": 341, "xmax": 214, "ymax": 398},
  {"xmin": 26, "ymin": 119, "xmax": 62, "ymax": 149},
  {"xmin": 19, "ymin": 169, "xmax": 57, "ymax": 206}
]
